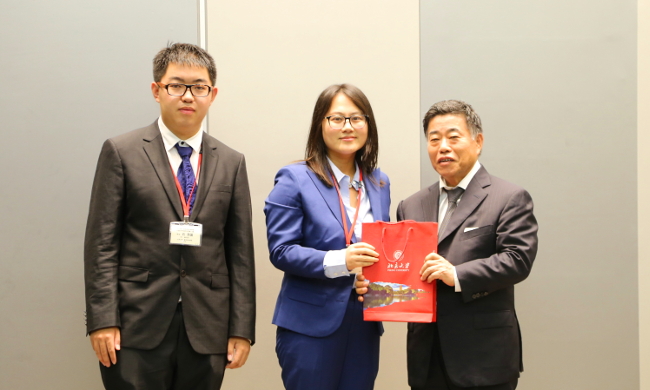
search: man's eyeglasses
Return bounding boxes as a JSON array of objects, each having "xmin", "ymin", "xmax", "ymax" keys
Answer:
[
  {"xmin": 325, "ymin": 114, "xmax": 369, "ymax": 130},
  {"xmin": 157, "ymin": 83, "xmax": 213, "ymax": 97}
]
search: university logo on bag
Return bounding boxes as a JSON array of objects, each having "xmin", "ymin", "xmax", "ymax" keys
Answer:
[{"xmin": 387, "ymin": 250, "xmax": 410, "ymax": 271}]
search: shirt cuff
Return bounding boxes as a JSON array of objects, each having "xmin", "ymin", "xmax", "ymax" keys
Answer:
[
  {"xmin": 324, "ymin": 249, "xmax": 350, "ymax": 278},
  {"xmin": 453, "ymin": 266, "xmax": 462, "ymax": 292}
]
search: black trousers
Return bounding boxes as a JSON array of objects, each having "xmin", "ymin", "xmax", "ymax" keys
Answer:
[
  {"xmin": 411, "ymin": 323, "xmax": 518, "ymax": 390},
  {"xmin": 100, "ymin": 303, "xmax": 227, "ymax": 390}
]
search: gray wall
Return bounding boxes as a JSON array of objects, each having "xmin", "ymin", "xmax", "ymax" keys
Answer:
[
  {"xmin": 420, "ymin": 1, "xmax": 639, "ymax": 389},
  {"xmin": 1, "ymin": 0, "xmax": 646, "ymax": 389},
  {"xmin": 0, "ymin": 1, "xmax": 198, "ymax": 389}
]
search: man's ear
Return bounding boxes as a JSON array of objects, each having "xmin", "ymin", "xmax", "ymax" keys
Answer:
[
  {"xmin": 210, "ymin": 87, "xmax": 218, "ymax": 103},
  {"xmin": 151, "ymin": 82, "xmax": 161, "ymax": 102},
  {"xmin": 475, "ymin": 133, "xmax": 484, "ymax": 154}
]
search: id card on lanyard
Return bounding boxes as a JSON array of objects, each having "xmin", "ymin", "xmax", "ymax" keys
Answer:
[{"xmin": 169, "ymin": 152, "xmax": 203, "ymax": 247}]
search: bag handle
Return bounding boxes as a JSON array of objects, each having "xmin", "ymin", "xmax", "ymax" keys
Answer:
[{"xmin": 381, "ymin": 227, "xmax": 414, "ymax": 263}]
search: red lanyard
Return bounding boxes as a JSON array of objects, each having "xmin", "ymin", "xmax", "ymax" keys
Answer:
[
  {"xmin": 331, "ymin": 169, "xmax": 363, "ymax": 247},
  {"xmin": 170, "ymin": 153, "xmax": 202, "ymax": 221}
]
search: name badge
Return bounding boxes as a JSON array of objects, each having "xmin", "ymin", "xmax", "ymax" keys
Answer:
[{"xmin": 169, "ymin": 222, "xmax": 203, "ymax": 246}]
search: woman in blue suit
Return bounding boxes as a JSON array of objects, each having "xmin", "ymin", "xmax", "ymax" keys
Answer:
[{"xmin": 264, "ymin": 84, "xmax": 391, "ymax": 390}]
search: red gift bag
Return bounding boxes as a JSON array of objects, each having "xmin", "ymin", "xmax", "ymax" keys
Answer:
[{"xmin": 361, "ymin": 221, "xmax": 438, "ymax": 323}]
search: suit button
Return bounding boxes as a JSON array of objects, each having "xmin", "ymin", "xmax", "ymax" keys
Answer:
[{"xmin": 180, "ymin": 270, "xmax": 187, "ymax": 277}]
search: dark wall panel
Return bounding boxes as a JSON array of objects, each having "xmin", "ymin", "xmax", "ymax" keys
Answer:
[
  {"xmin": 0, "ymin": 2, "xmax": 198, "ymax": 388},
  {"xmin": 419, "ymin": 1, "xmax": 638, "ymax": 388}
]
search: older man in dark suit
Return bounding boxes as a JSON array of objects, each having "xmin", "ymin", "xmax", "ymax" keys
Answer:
[
  {"xmin": 84, "ymin": 43, "xmax": 255, "ymax": 390},
  {"xmin": 358, "ymin": 100, "xmax": 537, "ymax": 390}
]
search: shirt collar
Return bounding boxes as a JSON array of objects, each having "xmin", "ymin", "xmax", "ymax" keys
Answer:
[
  {"xmin": 327, "ymin": 157, "xmax": 360, "ymax": 186},
  {"xmin": 158, "ymin": 117, "xmax": 203, "ymax": 153},
  {"xmin": 439, "ymin": 160, "xmax": 481, "ymax": 194}
]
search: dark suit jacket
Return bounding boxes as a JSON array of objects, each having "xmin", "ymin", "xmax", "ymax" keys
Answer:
[
  {"xmin": 84, "ymin": 122, "xmax": 255, "ymax": 354},
  {"xmin": 400, "ymin": 166, "xmax": 537, "ymax": 388},
  {"xmin": 264, "ymin": 162, "xmax": 390, "ymax": 337}
]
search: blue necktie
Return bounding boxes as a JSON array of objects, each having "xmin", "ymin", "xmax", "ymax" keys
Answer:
[{"xmin": 175, "ymin": 143, "xmax": 197, "ymax": 215}]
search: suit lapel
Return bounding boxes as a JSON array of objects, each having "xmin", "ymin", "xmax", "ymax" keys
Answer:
[
  {"xmin": 364, "ymin": 169, "xmax": 383, "ymax": 222},
  {"xmin": 306, "ymin": 168, "xmax": 347, "ymax": 232},
  {"xmin": 190, "ymin": 133, "xmax": 218, "ymax": 222},
  {"xmin": 141, "ymin": 122, "xmax": 183, "ymax": 220},
  {"xmin": 422, "ymin": 184, "xmax": 439, "ymax": 224},
  {"xmin": 438, "ymin": 166, "xmax": 490, "ymax": 243}
]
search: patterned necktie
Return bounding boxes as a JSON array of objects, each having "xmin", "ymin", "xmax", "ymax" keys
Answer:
[
  {"xmin": 439, "ymin": 187, "xmax": 464, "ymax": 237},
  {"xmin": 175, "ymin": 143, "xmax": 197, "ymax": 215}
]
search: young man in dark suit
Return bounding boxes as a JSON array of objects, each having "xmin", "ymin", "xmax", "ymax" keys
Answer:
[
  {"xmin": 84, "ymin": 43, "xmax": 255, "ymax": 390},
  {"xmin": 358, "ymin": 100, "xmax": 538, "ymax": 390}
]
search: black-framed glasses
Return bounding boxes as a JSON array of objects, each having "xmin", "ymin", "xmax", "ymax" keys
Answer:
[
  {"xmin": 157, "ymin": 83, "xmax": 213, "ymax": 97},
  {"xmin": 325, "ymin": 114, "xmax": 369, "ymax": 130}
]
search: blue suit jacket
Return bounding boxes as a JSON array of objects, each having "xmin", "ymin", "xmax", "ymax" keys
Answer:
[{"xmin": 264, "ymin": 162, "xmax": 391, "ymax": 337}]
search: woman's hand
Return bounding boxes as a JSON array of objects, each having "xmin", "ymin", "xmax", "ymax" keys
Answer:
[
  {"xmin": 345, "ymin": 242, "xmax": 379, "ymax": 270},
  {"xmin": 355, "ymin": 273, "xmax": 369, "ymax": 302}
]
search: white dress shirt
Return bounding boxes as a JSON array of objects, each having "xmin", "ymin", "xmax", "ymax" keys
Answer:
[
  {"xmin": 438, "ymin": 160, "xmax": 482, "ymax": 292},
  {"xmin": 323, "ymin": 159, "xmax": 375, "ymax": 278}
]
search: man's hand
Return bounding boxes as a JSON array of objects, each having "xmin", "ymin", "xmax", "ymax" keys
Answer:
[
  {"xmin": 226, "ymin": 337, "xmax": 251, "ymax": 369},
  {"xmin": 355, "ymin": 273, "xmax": 369, "ymax": 302},
  {"xmin": 90, "ymin": 327, "xmax": 121, "ymax": 367},
  {"xmin": 345, "ymin": 242, "xmax": 379, "ymax": 270},
  {"xmin": 420, "ymin": 252, "xmax": 455, "ymax": 286}
]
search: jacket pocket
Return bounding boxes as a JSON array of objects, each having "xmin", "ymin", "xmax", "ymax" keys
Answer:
[
  {"xmin": 211, "ymin": 274, "xmax": 230, "ymax": 289},
  {"xmin": 118, "ymin": 265, "xmax": 149, "ymax": 282},
  {"xmin": 286, "ymin": 286, "xmax": 327, "ymax": 307},
  {"xmin": 216, "ymin": 185, "xmax": 232, "ymax": 193},
  {"xmin": 473, "ymin": 310, "xmax": 514, "ymax": 329},
  {"xmin": 460, "ymin": 225, "xmax": 495, "ymax": 241}
]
